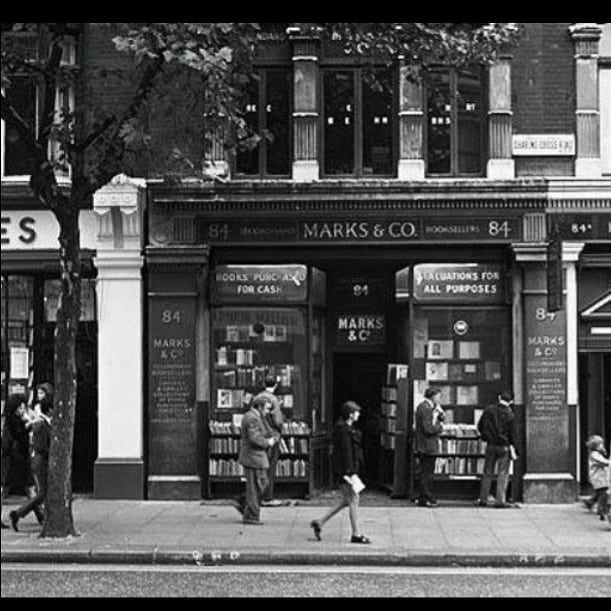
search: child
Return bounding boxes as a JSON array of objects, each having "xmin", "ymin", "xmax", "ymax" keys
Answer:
[{"xmin": 583, "ymin": 435, "xmax": 610, "ymax": 521}]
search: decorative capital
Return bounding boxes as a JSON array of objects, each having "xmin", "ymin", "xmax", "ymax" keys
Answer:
[
  {"xmin": 93, "ymin": 175, "xmax": 146, "ymax": 248},
  {"xmin": 569, "ymin": 23, "xmax": 603, "ymax": 56}
]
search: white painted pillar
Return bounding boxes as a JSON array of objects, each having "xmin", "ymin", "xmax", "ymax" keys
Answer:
[
  {"xmin": 563, "ymin": 241, "xmax": 586, "ymax": 483},
  {"xmin": 92, "ymin": 174, "xmax": 146, "ymax": 499}
]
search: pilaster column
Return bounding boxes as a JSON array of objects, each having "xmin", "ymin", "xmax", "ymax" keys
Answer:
[
  {"xmin": 570, "ymin": 23, "xmax": 603, "ymax": 178},
  {"xmin": 289, "ymin": 24, "xmax": 321, "ymax": 181},
  {"xmin": 204, "ymin": 124, "xmax": 229, "ymax": 179},
  {"xmin": 563, "ymin": 241, "xmax": 586, "ymax": 483},
  {"xmin": 487, "ymin": 56, "xmax": 515, "ymax": 179},
  {"xmin": 93, "ymin": 174, "xmax": 146, "ymax": 499},
  {"xmin": 397, "ymin": 60, "xmax": 425, "ymax": 180},
  {"xmin": 512, "ymin": 235, "xmax": 580, "ymax": 503},
  {"xmin": 145, "ymin": 246, "xmax": 209, "ymax": 500}
]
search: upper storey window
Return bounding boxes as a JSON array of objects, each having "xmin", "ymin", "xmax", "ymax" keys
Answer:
[
  {"xmin": 2, "ymin": 31, "xmax": 76, "ymax": 180},
  {"xmin": 426, "ymin": 66, "xmax": 486, "ymax": 177},
  {"xmin": 323, "ymin": 68, "xmax": 395, "ymax": 177},
  {"xmin": 235, "ymin": 68, "xmax": 291, "ymax": 177}
]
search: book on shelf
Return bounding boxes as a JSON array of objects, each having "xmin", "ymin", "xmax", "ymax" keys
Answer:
[
  {"xmin": 459, "ymin": 341, "xmax": 480, "ymax": 360},
  {"xmin": 427, "ymin": 340, "xmax": 454, "ymax": 360},
  {"xmin": 426, "ymin": 361, "xmax": 449, "ymax": 381},
  {"xmin": 386, "ymin": 363, "xmax": 409, "ymax": 385}
]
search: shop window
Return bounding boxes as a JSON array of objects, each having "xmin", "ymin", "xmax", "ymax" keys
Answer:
[
  {"xmin": 411, "ymin": 264, "xmax": 511, "ymax": 427},
  {"xmin": 235, "ymin": 68, "xmax": 291, "ymax": 177},
  {"xmin": 1, "ymin": 32, "xmax": 75, "ymax": 180},
  {"xmin": 323, "ymin": 68, "xmax": 395, "ymax": 177},
  {"xmin": 1, "ymin": 276, "xmax": 34, "ymax": 400},
  {"xmin": 426, "ymin": 66, "xmax": 486, "ymax": 176}
]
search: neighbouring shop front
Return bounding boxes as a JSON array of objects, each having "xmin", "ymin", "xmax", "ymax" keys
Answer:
[
  {"xmin": 1, "ymin": 209, "xmax": 99, "ymax": 493},
  {"xmin": 145, "ymin": 192, "xmax": 590, "ymax": 503}
]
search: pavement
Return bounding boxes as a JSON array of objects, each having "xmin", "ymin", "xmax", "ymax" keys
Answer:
[{"xmin": 1, "ymin": 493, "xmax": 610, "ymax": 568}]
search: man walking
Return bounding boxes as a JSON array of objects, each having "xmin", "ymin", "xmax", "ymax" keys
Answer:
[
  {"xmin": 475, "ymin": 390, "xmax": 518, "ymax": 509},
  {"xmin": 255, "ymin": 376, "xmax": 284, "ymax": 507},
  {"xmin": 414, "ymin": 387, "xmax": 445, "ymax": 507},
  {"xmin": 236, "ymin": 396, "xmax": 278, "ymax": 525}
]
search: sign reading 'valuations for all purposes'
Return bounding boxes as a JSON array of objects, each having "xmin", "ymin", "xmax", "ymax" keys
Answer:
[{"xmin": 412, "ymin": 264, "xmax": 507, "ymax": 304}]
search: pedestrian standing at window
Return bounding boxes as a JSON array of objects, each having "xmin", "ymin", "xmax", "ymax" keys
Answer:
[
  {"xmin": 256, "ymin": 376, "xmax": 285, "ymax": 507},
  {"xmin": 9, "ymin": 391, "xmax": 53, "ymax": 531},
  {"xmin": 415, "ymin": 387, "xmax": 445, "ymax": 508},
  {"xmin": 474, "ymin": 390, "xmax": 519, "ymax": 509},
  {"xmin": 234, "ymin": 396, "xmax": 278, "ymax": 525},
  {"xmin": 310, "ymin": 401, "xmax": 371, "ymax": 544}
]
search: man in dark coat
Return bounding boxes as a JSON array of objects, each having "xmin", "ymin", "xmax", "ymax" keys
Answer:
[
  {"xmin": 415, "ymin": 387, "xmax": 445, "ymax": 507},
  {"xmin": 236, "ymin": 396, "xmax": 278, "ymax": 525},
  {"xmin": 475, "ymin": 390, "xmax": 518, "ymax": 508},
  {"xmin": 255, "ymin": 376, "xmax": 284, "ymax": 507}
]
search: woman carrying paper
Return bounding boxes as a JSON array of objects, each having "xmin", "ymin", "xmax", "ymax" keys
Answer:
[{"xmin": 310, "ymin": 401, "xmax": 371, "ymax": 544}]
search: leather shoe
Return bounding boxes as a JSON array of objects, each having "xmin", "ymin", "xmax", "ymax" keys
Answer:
[
  {"xmin": 418, "ymin": 500, "xmax": 437, "ymax": 508},
  {"xmin": 9, "ymin": 511, "xmax": 19, "ymax": 532},
  {"xmin": 261, "ymin": 500, "xmax": 283, "ymax": 507},
  {"xmin": 473, "ymin": 500, "xmax": 488, "ymax": 507},
  {"xmin": 310, "ymin": 520, "xmax": 322, "ymax": 541},
  {"xmin": 242, "ymin": 519, "xmax": 264, "ymax": 525},
  {"xmin": 1, "ymin": 521, "xmax": 8, "ymax": 529},
  {"xmin": 350, "ymin": 535, "xmax": 371, "ymax": 544},
  {"xmin": 494, "ymin": 502, "xmax": 518, "ymax": 509}
]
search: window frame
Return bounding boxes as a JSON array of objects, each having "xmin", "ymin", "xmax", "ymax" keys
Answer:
[
  {"xmin": 424, "ymin": 65, "xmax": 488, "ymax": 178},
  {"xmin": 233, "ymin": 66, "xmax": 293, "ymax": 179},
  {"xmin": 320, "ymin": 64, "xmax": 398, "ymax": 179},
  {"xmin": 1, "ymin": 33, "xmax": 76, "ymax": 182}
]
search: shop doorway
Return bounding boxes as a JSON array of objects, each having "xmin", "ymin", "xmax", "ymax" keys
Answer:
[
  {"xmin": 333, "ymin": 354, "xmax": 387, "ymax": 486},
  {"xmin": 578, "ymin": 353, "xmax": 611, "ymax": 490}
]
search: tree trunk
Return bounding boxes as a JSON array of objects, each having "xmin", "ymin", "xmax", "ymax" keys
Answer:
[{"xmin": 40, "ymin": 203, "xmax": 81, "ymax": 538}]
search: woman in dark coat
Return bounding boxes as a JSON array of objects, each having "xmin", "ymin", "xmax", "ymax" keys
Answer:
[
  {"xmin": 309, "ymin": 401, "xmax": 371, "ymax": 544},
  {"xmin": 1, "ymin": 393, "xmax": 32, "ymax": 496},
  {"xmin": 1, "ymin": 394, "xmax": 28, "ymax": 527}
]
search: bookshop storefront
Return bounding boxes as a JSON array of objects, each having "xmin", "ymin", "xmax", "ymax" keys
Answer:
[
  {"xmin": 144, "ymin": 196, "xmax": 551, "ymax": 502},
  {"xmin": 1, "ymin": 209, "xmax": 99, "ymax": 493}
]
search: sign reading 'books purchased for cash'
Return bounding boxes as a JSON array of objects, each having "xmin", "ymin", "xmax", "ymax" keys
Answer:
[{"xmin": 213, "ymin": 265, "xmax": 309, "ymax": 303}]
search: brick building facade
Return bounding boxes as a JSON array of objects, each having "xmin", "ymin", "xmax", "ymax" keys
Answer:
[{"xmin": 2, "ymin": 23, "xmax": 610, "ymax": 503}]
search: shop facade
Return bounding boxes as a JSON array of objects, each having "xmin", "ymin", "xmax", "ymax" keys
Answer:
[
  {"xmin": 133, "ymin": 181, "xmax": 608, "ymax": 504},
  {"xmin": 89, "ymin": 22, "xmax": 610, "ymax": 504},
  {"xmin": 0, "ymin": 204, "xmax": 99, "ymax": 492}
]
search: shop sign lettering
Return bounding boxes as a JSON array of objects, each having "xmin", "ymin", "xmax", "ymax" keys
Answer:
[
  {"xmin": 199, "ymin": 217, "xmax": 522, "ymax": 245},
  {"xmin": 1, "ymin": 216, "xmax": 37, "ymax": 245},
  {"xmin": 413, "ymin": 264, "xmax": 506, "ymax": 304},
  {"xmin": 512, "ymin": 134, "xmax": 575, "ymax": 156},
  {"xmin": 213, "ymin": 265, "xmax": 308, "ymax": 303},
  {"xmin": 336, "ymin": 314, "xmax": 386, "ymax": 345}
]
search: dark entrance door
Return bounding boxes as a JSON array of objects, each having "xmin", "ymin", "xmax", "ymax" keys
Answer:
[
  {"xmin": 333, "ymin": 354, "xmax": 387, "ymax": 486},
  {"xmin": 578, "ymin": 352, "xmax": 611, "ymax": 491}
]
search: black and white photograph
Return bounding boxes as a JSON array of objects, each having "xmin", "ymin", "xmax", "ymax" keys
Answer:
[{"xmin": 1, "ymin": 19, "xmax": 610, "ymax": 598}]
